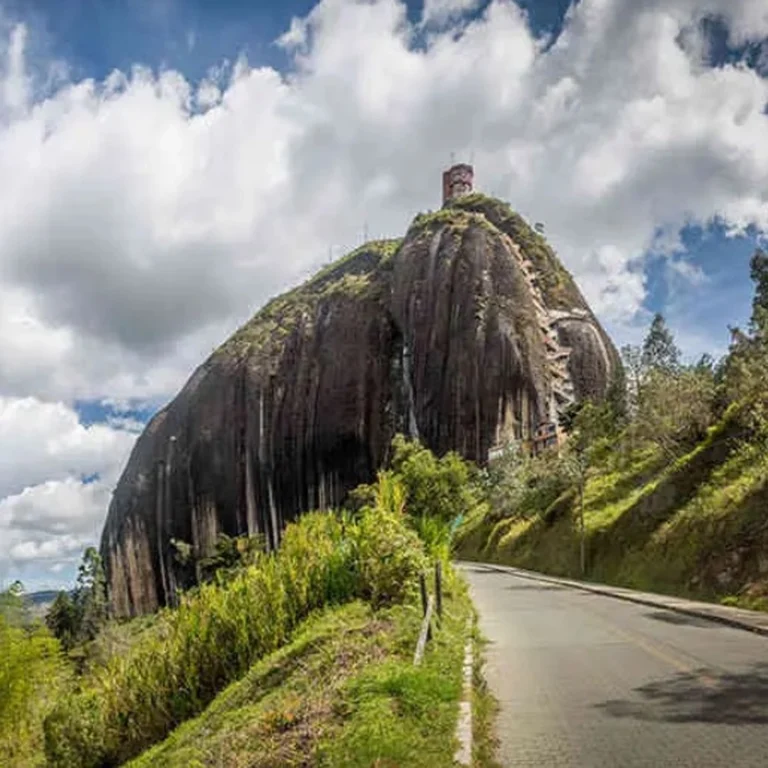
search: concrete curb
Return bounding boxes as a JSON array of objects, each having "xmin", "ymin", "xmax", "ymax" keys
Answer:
[
  {"xmin": 458, "ymin": 561, "xmax": 768, "ymax": 639},
  {"xmin": 454, "ymin": 632, "xmax": 474, "ymax": 766}
]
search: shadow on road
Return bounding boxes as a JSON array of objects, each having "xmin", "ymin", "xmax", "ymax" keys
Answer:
[
  {"xmin": 596, "ymin": 663, "xmax": 768, "ymax": 724},
  {"xmin": 643, "ymin": 610, "xmax": 720, "ymax": 629}
]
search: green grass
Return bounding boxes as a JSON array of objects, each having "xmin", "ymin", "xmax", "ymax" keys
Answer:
[
  {"xmin": 471, "ymin": 626, "xmax": 501, "ymax": 768},
  {"xmin": 408, "ymin": 207, "xmax": 500, "ymax": 239},
  {"xmin": 130, "ymin": 576, "xmax": 473, "ymax": 767},
  {"xmin": 215, "ymin": 239, "xmax": 399, "ymax": 360},
  {"xmin": 447, "ymin": 193, "xmax": 582, "ymax": 308},
  {"xmin": 43, "ymin": 508, "xmax": 425, "ymax": 767}
]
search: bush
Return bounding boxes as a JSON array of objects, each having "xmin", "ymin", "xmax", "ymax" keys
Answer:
[
  {"xmin": 389, "ymin": 435, "xmax": 484, "ymax": 525},
  {"xmin": 482, "ymin": 446, "xmax": 572, "ymax": 523},
  {"xmin": 0, "ymin": 599, "xmax": 68, "ymax": 766},
  {"xmin": 351, "ymin": 435, "xmax": 488, "ymax": 560},
  {"xmin": 43, "ymin": 508, "xmax": 425, "ymax": 767},
  {"xmin": 355, "ymin": 477, "xmax": 427, "ymax": 607}
]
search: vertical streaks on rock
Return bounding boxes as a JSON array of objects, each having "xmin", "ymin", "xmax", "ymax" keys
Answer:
[{"xmin": 100, "ymin": 208, "xmax": 619, "ymax": 616}]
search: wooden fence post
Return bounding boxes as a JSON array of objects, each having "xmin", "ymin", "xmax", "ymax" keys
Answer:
[
  {"xmin": 413, "ymin": 596, "xmax": 434, "ymax": 666},
  {"xmin": 435, "ymin": 561, "xmax": 443, "ymax": 622},
  {"xmin": 419, "ymin": 571, "xmax": 431, "ymax": 640}
]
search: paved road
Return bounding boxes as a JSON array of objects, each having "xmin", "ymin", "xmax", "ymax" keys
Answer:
[{"xmin": 463, "ymin": 564, "xmax": 768, "ymax": 768}]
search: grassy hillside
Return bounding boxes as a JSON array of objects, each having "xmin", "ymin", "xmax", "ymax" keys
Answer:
[
  {"xmin": 130, "ymin": 587, "xmax": 472, "ymax": 768},
  {"xmin": 457, "ymin": 408, "xmax": 768, "ymax": 609}
]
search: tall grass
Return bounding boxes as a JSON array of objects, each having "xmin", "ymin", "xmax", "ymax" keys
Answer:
[{"xmin": 44, "ymin": 508, "xmax": 425, "ymax": 767}]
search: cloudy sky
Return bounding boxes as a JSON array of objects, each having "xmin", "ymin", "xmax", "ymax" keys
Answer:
[{"xmin": 0, "ymin": 0, "xmax": 766, "ymax": 592}]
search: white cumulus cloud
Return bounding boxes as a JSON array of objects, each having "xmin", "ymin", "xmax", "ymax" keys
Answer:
[
  {"xmin": 0, "ymin": 0, "xmax": 766, "ymax": 405},
  {"xmin": 421, "ymin": 0, "xmax": 484, "ymax": 26},
  {"xmin": 0, "ymin": 397, "xmax": 137, "ymax": 586}
]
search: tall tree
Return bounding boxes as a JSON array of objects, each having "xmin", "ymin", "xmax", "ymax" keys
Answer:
[
  {"xmin": 74, "ymin": 547, "xmax": 108, "ymax": 642},
  {"xmin": 722, "ymin": 249, "xmax": 768, "ymax": 437},
  {"xmin": 641, "ymin": 313, "xmax": 680, "ymax": 372},
  {"xmin": 620, "ymin": 344, "xmax": 644, "ymax": 417},
  {"xmin": 45, "ymin": 592, "xmax": 78, "ymax": 650},
  {"xmin": 749, "ymin": 248, "xmax": 768, "ymax": 336},
  {"xmin": 605, "ymin": 364, "xmax": 628, "ymax": 427},
  {"xmin": 561, "ymin": 402, "xmax": 609, "ymax": 575},
  {"xmin": 0, "ymin": 582, "xmax": 27, "ymax": 626},
  {"xmin": 635, "ymin": 366, "xmax": 715, "ymax": 459}
]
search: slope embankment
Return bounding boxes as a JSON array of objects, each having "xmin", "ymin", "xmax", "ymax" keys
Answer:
[{"xmin": 457, "ymin": 412, "xmax": 768, "ymax": 609}]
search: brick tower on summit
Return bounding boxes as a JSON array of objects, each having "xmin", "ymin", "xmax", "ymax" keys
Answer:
[{"xmin": 442, "ymin": 163, "xmax": 474, "ymax": 205}]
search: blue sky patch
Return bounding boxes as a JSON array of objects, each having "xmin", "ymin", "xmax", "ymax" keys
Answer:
[{"xmin": 74, "ymin": 399, "xmax": 158, "ymax": 429}]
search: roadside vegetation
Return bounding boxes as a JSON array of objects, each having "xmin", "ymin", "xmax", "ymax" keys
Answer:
[
  {"xmin": 471, "ymin": 627, "xmax": 502, "ymax": 768},
  {"xmin": 130, "ymin": 587, "xmax": 472, "ymax": 767},
  {"xmin": 1, "ymin": 436, "xmax": 484, "ymax": 768},
  {"xmin": 458, "ymin": 249, "xmax": 768, "ymax": 611}
]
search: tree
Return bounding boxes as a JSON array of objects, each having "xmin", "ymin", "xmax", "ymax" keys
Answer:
[
  {"xmin": 45, "ymin": 592, "xmax": 78, "ymax": 650},
  {"xmin": 561, "ymin": 402, "xmax": 607, "ymax": 575},
  {"xmin": 198, "ymin": 533, "xmax": 266, "ymax": 583},
  {"xmin": 750, "ymin": 248, "xmax": 768, "ymax": 336},
  {"xmin": 350, "ymin": 435, "xmax": 486, "ymax": 558},
  {"xmin": 605, "ymin": 364, "xmax": 628, "ymax": 428},
  {"xmin": 632, "ymin": 365, "xmax": 715, "ymax": 459},
  {"xmin": 0, "ymin": 582, "xmax": 27, "ymax": 626},
  {"xmin": 720, "ymin": 249, "xmax": 768, "ymax": 437},
  {"xmin": 620, "ymin": 343, "xmax": 644, "ymax": 417},
  {"xmin": 73, "ymin": 547, "xmax": 108, "ymax": 642},
  {"xmin": 694, "ymin": 353, "xmax": 715, "ymax": 375},
  {"xmin": 387, "ymin": 434, "xmax": 482, "ymax": 525},
  {"xmin": 641, "ymin": 313, "xmax": 680, "ymax": 373}
]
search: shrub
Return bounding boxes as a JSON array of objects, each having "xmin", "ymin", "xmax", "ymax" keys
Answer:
[
  {"xmin": 355, "ymin": 478, "xmax": 427, "ymax": 607},
  {"xmin": 389, "ymin": 434, "xmax": 483, "ymax": 525},
  {"xmin": 482, "ymin": 446, "xmax": 572, "ymax": 523},
  {"xmin": 352, "ymin": 435, "xmax": 488, "ymax": 560}
]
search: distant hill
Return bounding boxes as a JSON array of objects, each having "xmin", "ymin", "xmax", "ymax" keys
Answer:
[{"xmin": 27, "ymin": 590, "xmax": 61, "ymax": 606}]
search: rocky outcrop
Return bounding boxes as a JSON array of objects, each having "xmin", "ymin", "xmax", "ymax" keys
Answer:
[{"xmin": 100, "ymin": 194, "xmax": 620, "ymax": 616}]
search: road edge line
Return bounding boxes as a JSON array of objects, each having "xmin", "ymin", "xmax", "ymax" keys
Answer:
[
  {"xmin": 454, "ymin": 631, "xmax": 473, "ymax": 766},
  {"xmin": 461, "ymin": 561, "xmax": 768, "ymax": 639}
]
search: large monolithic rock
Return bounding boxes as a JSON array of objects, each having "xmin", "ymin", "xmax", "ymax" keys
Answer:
[{"xmin": 100, "ymin": 193, "xmax": 620, "ymax": 616}]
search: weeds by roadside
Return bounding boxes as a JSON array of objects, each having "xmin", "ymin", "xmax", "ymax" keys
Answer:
[
  {"xmin": 130, "ymin": 576, "xmax": 474, "ymax": 767},
  {"xmin": 44, "ymin": 506, "xmax": 426, "ymax": 767},
  {"xmin": 471, "ymin": 625, "xmax": 501, "ymax": 768}
]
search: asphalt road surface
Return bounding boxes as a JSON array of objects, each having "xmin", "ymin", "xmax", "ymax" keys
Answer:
[{"xmin": 463, "ymin": 563, "xmax": 768, "ymax": 768}]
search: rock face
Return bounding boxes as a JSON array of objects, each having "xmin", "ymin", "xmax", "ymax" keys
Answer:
[{"xmin": 100, "ymin": 194, "xmax": 620, "ymax": 616}]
